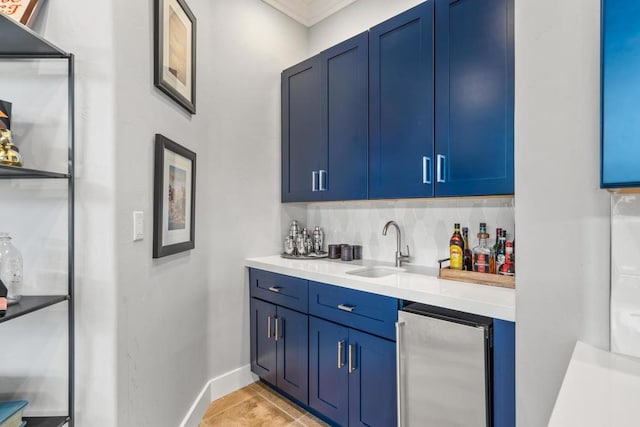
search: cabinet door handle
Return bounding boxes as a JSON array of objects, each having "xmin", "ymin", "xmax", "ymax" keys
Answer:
[
  {"xmin": 268, "ymin": 286, "xmax": 281, "ymax": 293},
  {"xmin": 338, "ymin": 304, "xmax": 355, "ymax": 313},
  {"xmin": 423, "ymin": 156, "xmax": 432, "ymax": 184},
  {"xmin": 312, "ymin": 171, "xmax": 319, "ymax": 192},
  {"xmin": 337, "ymin": 340, "xmax": 345, "ymax": 368},
  {"xmin": 319, "ymin": 170, "xmax": 327, "ymax": 191},
  {"xmin": 348, "ymin": 343, "xmax": 355, "ymax": 373},
  {"xmin": 274, "ymin": 317, "xmax": 281, "ymax": 341},
  {"xmin": 437, "ymin": 154, "xmax": 446, "ymax": 183},
  {"xmin": 396, "ymin": 321, "xmax": 405, "ymax": 427},
  {"xmin": 267, "ymin": 315, "xmax": 272, "ymax": 339}
]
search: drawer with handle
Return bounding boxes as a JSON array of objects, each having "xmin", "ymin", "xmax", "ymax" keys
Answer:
[
  {"xmin": 249, "ymin": 268, "xmax": 308, "ymax": 313},
  {"xmin": 308, "ymin": 281, "xmax": 398, "ymax": 340}
]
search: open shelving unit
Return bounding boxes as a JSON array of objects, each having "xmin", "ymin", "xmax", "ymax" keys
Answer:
[{"xmin": 0, "ymin": 12, "xmax": 74, "ymax": 427}]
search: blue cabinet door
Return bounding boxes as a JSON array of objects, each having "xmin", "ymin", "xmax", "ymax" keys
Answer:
[
  {"xmin": 250, "ymin": 298, "xmax": 277, "ymax": 386},
  {"xmin": 348, "ymin": 330, "xmax": 397, "ymax": 427},
  {"xmin": 276, "ymin": 306, "xmax": 309, "ymax": 405},
  {"xmin": 435, "ymin": 0, "xmax": 514, "ymax": 197},
  {"xmin": 320, "ymin": 32, "xmax": 369, "ymax": 201},
  {"xmin": 602, "ymin": 0, "xmax": 640, "ymax": 187},
  {"xmin": 282, "ymin": 55, "xmax": 325, "ymax": 202},
  {"xmin": 369, "ymin": 2, "xmax": 435, "ymax": 199},
  {"xmin": 309, "ymin": 316, "xmax": 349, "ymax": 426},
  {"xmin": 493, "ymin": 319, "xmax": 515, "ymax": 427}
]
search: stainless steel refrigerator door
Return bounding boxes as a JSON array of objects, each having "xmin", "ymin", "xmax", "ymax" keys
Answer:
[{"xmin": 397, "ymin": 310, "xmax": 488, "ymax": 427}]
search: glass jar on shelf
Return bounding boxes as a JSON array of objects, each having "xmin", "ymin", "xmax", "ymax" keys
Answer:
[{"xmin": 0, "ymin": 232, "xmax": 23, "ymax": 305}]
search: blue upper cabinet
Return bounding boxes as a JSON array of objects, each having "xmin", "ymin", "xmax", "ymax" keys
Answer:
[
  {"xmin": 320, "ymin": 32, "xmax": 369, "ymax": 201},
  {"xmin": 602, "ymin": 0, "xmax": 640, "ymax": 188},
  {"xmin": 282, "ymin": 33, "xmax": 368, "ymax": 202},
  {"xmin": 282, "ymin": 56, "xmax": 325, "ymax": 202},
  {"xmin": 369, "ymin": 2, "xmax": 435, "ymax": 199},
  {"xmin": 435, "ymin": 0, "xmax": 514, "ymax": 197}
]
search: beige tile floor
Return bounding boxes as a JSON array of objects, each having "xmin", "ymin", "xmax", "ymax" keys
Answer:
[{"xmin": 199, "ymin": 381, "xmax": 330, "ymax": 427}]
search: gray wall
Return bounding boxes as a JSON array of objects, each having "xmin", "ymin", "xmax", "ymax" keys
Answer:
[{"xmin": 514, "ymin": 0, "xmax": 610, "ymax": 425}]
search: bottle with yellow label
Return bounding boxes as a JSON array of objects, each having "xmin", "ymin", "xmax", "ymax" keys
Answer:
[{"xmin": 449, "ymin": 223, "xmax": 464, "ymax": 270}]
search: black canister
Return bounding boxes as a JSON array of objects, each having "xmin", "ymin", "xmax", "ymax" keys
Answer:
[
  {"xmin": 352, "ymin": 245, "xmax": 363, "ymax": 260},
  {"xmin": 328, "ymin": 244, "xmax": 341, "ymax": 259},
  {"xmin": 340, "ymin": 245, "xmax": 353, "ymax": 261}
]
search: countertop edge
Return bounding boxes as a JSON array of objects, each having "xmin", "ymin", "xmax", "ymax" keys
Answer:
[{"xmin": 246, "ymin": 256, "xmax": 515, "ymax": 322}]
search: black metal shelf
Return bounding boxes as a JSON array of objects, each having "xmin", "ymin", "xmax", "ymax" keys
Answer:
[
  {"xmin": 23, "ymin": 416, "xmax": 70, "ymax": 427},
  {"xmin": 0, "ymin": 295, "xmax": 69, "ymax": 324},
  {"xmin": 0, "ymin": 164, "xmax": 70, "ymax": 179},
  {"xmin": 0, "ymin": 14, "xmax": 68, "ymax": 58}
]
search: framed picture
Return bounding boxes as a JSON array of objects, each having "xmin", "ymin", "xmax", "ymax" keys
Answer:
[
  {"xmin": 0, "ymin": 0, "xmax": 46, "ymax": 27},
  {"xmin": 153, "ymin": 134, "xmax": 196, "ymax": 258},
  {"xmin": 154, "ymin": 0, "xmax": 196, "ymax": 114}
]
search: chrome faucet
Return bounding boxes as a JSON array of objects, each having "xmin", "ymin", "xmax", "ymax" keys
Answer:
[{"xmin": 382, "ymin": 220, "xmax": 411, "ymax": 267}]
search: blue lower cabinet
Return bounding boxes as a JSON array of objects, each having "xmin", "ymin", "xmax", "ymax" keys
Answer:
[
  {"xmin": 276, "ymin": 306, "xmax": 309, "ymax": 404},
  {"xmin": 348, "ymin": 330, "xmax": 397, "ymax": 427},
  {"xmin": 309, "ymin": 316, "xmax": 396, "ymax": 427},
  {"xmin": 493, "ymin": 319, "xmax": 515, "ymax": 427},
  {"xmin": 309, "ymin": 316, "xmax": 350, "ymax": 425},
  {"xmin": 250, "ymin": 298, "xmax": 309, "ymax": 405}
]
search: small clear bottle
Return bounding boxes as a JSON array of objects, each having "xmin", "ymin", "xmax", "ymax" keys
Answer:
[
  {"xmin": 473, "ymin": 223, "xmax": 491, "ymax": 273},
  {"xmin": 0, "ymin": 232, "xmax": 23, "ymax": 305}
]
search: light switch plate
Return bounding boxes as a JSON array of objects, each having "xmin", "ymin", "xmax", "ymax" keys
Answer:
[{"xmin": 133, "ymin": 211, "xmax": 144, "ymax": 241}]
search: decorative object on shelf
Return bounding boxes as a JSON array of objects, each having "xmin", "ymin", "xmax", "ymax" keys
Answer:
[
  {"xmin": 0, "ymin": 0, "xmax": 45, "ymax": 28},
  {"xmin": 153, "ymin": 134, "xmax": 196, "ymax": 258},
  {"xmin": 154, "ymin": 0, "xmax": 196, "ymax": 114},
  {"xmin": 0, "ymin": 232, "xmax": 23, "ymax": 305},
  {"xmin": 0, "ymin": 129, "xmax": 22, "ymax": 167},
  {"xmin": 0, "ymin": 400, "xmax": 27, "ymax": 427},
  {"xmin": 0, "ymin": 99, "xmax": 10, "ymax": 129},
  {"xmin": 0, "ymin": 279, "xmax": 7, "ymax": 317},
  {"xmin": 281, "ymin": 220, "xmax": 327, "ymax": 259}
]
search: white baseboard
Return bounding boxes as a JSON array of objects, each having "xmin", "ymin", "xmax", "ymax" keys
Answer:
[{"xmin": 178, "ymin": 365, "xmax": 258, "ymax": 427}]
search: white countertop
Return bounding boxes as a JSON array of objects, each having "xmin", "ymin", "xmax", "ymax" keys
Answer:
[
  {"xmin": 549, "ymin": 341, "xmax": 640, "ymax": 427},
  {"xmin": 245, "ymin": 255, "xmax": 515, "ymax": 321}
]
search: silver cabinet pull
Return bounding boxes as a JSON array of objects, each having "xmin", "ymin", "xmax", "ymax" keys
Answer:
[
  {"xmin": 422, "ymin": 156, "xmax": 432, "ymax": 184},
  {"xmin": 312, "ymin": 171, "xmax": 319, "ymax": 191},
  {"xmin": 319, "ymin": 170, "xmax": 327, "ymax": 191},
  {"xmin": 267, "ymin": 316, "xmax": 272, "ymax": 338},
  {"xmin": 274, "ymin": 317, "xmax": 281, "ymax": 341},
  {"xmin": 396, "ymin": 321, "xmax": 405, "ymax": 427},
  {"xmin": 268, "ymin": 286, "xmax": 282, "ymax": 293},
  {"xmin": 437, "ymin": 154, "xmax": 446, "ymax": 183},
  {"xmin": 338, "ymin": 304, "xmax": 355, "ymax": 313},
  {"xmin": 337, "ymin": 340, "xmax": 345, "ymax": 368},
  {"xmin": 348, "ymin": 343, "xmax": 355, "ymax": 373}
]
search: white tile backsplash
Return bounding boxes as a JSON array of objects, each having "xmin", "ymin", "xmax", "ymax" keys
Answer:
[
  {"xmin": 304, "ymin": 198, "xmax": 516, "ymax": 267},
  {"xmin": 611, "ymin": 194, "xmax": 640, "ymax": 357}
]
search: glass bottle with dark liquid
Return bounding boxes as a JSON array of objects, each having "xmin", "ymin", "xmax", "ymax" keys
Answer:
[{"xmin": 449, "ymin": 223, "xmax": 464, "ymax": 270}]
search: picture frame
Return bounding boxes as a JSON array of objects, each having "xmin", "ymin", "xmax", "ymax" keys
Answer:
[
  {"xmin": 153, "ymin": 134, "xmax": 196, "ymax": 258},
  {"xmin": 0, "ymin": 0, "xmax": 46, "ymax": 28},
  {"xmin": 154, "ymin": 0, "xmax": 196, "ymax": 114}
]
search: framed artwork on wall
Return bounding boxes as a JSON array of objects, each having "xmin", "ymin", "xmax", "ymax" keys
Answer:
[
  {"xmin": 0, "ymin": 0, "xmax": 46, "ymax": 27},
  {"xmin": 153, "ymin": 134, "xmax": 196, "ymax": 258},
  {"xmin": 154, "ymin": 0, "xmax": 196, "ymax": 114}
]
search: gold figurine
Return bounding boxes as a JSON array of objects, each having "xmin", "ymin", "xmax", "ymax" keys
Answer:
[{"xmin": 0, "ymin": 128, "xmax": 23, "ymax": 167}]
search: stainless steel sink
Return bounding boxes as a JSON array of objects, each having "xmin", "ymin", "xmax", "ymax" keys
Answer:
[{"xmin": 346, "ymin": 266, "xmax": 405, "ymax": 278}]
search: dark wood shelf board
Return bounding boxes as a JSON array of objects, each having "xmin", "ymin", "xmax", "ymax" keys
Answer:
[
  {"xmin": 0, "ymin": 295, "xmax": 69, "ymax": 324},
  {"xmin": 0, "ymin": 14, "xmax": 68, "ymax": 58},
  {"xmin": 23, "ymin": 416, "xmax": 70, "ymax": 427},
  {"xmin": 0, "ymin": 164, "xmax": 70, "ymax": 179}
]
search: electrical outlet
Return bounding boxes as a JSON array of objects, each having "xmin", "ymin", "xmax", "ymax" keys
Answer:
[{"xmin": 133, "ymin": 211, "xmax": 144, "ymax": 241}]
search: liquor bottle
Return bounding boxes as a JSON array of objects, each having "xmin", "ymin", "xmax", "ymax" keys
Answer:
[
  {"xmin": 462, "ymin": 227, "xmax": 473, "ymax": 271},
  {"xmin": 496, "ymin": 230, "xmax": 507, "ymax": 273},
  {"xmin": 473, "ymin": 223, "xmax": 491, "ymax": 273},
  {"xmin": 500, "ymin": 241, "xmax": 515, "ymax": 276},
  {"xmin": 449, "ymin": 223, "xmax": 464, "ymax": 270},
  {"xmin": 489, "ymin": 227, "xmax": 501, "ymax": 274},
  {"xmin": 0, "ymin": 278, "xmax": 7, "ymax": 317}
]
